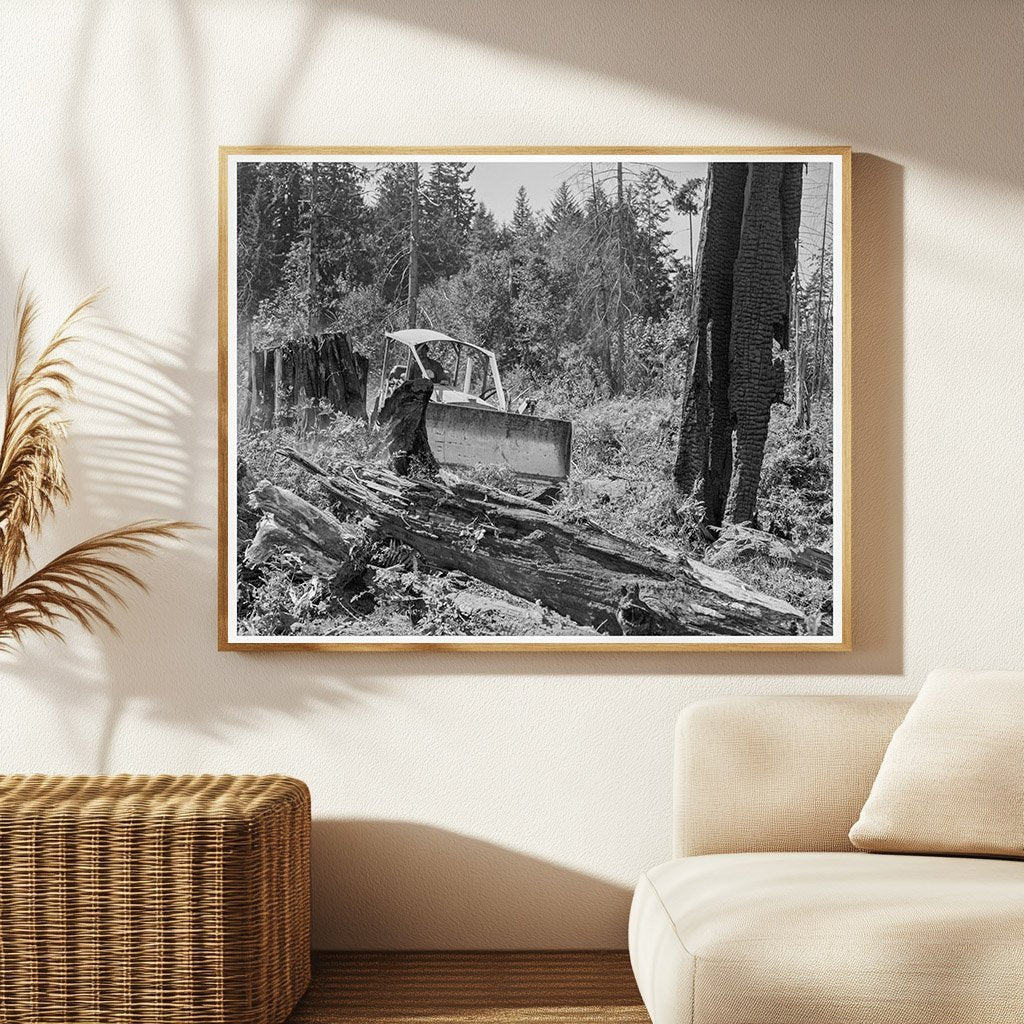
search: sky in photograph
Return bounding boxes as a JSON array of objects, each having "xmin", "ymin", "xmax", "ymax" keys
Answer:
[
  {"xmin": 348, "ymin": 158, "xmax": 834, "ymax": 277},
  {"xmin": 471, "ymin": 160, "xmax": 706, "ymax": 257}
]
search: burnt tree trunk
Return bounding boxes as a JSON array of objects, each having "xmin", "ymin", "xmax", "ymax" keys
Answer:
[
  {"xmin": 265, "ymin": 332, "xmax": 369, "ymax": 429},
  {"xmin": 673, "ymin": 164, "xmax": 748, "ymax": 526},
  {"xmin": 674, "ymin": 162, "xmax": 803, "ymax": 530},
  {"xmin": 290, "ymin": 331, "xmax": 369, "ymax": 424},
  {"xmin": 283, "ymin": 449, "xmax": 804, "ymax": 637},
  {"xmin": 725, "ymin": 162, "xmax": 802, "ymax": 525},
  {"xmin": 322, "ymin": 331, "xmax": 370, "ymax": 419},
  {"xmin": 376, "ymin": 377, "xmax": 439, "ymax": 478}
]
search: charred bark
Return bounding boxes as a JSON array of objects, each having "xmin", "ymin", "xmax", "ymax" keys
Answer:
[
  {"xmin": 725, "ymin": 163, "xmax": 803, "ymax": 525},
  {"xmin": 291, "ymin": 330, "xmax": 369, "ymax": 424},
  {"xmin": 376, "ymin": 377, "xmax": 440, "ymax": 478},
  {"xmin": 673, "ymin": 164, "xmax": 748, "ymax": 526},
  {"xmin": 283, "ymin": 449, "xmax": 805, "ymax": 638},
  {"xmin": 674, "ymin": 162, "xmax": 803, "ymax": 529},
  {"xmin": 248, "ymin": 331, "xmax": 369, "ymax": 432}
]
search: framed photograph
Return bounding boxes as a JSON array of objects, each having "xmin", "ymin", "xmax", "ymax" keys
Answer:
[{"xmin": 219, "ymin": 147, "xmax": 850, "ymax": 651}]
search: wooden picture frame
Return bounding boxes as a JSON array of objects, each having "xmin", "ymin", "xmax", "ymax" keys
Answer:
[{"xmin": 219, "ymin": 147, "xmax": 851, "ymax": 652}]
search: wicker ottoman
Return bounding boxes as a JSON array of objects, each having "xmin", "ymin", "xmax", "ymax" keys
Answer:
[{"xmin": 0, "ymin": 774, "xmax": 310, "ymax": 1024}]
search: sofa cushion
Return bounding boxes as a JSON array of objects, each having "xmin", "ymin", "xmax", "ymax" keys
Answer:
[
  {"xmin": 849, "ymin": 668, "xmax": 1024, "ymax": 857},
  {"xmin": 675, "ymin": 695, "xmax": 912, "ymax": 857},
  {"xmin": 629, "ymin": 852, "xmax": 1024, "ymax": 1024}
]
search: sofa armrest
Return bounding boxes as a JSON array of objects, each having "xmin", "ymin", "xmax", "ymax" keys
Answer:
[{"xmin": 674, "ymin": 695, "xmax": 912, "ymax": 857}]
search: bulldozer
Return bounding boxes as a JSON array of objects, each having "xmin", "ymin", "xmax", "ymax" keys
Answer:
[{"xmin": 370, "ymin": 329, "xmax": 572, "ymax": 481}]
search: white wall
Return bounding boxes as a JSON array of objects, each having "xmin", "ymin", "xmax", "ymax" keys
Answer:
[{"xmin": 1, "ymin": 0, "xmax": 1021, "ymax": 949}]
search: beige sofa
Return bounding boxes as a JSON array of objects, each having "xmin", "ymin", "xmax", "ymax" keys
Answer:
[{"xmin": 629, "ymin": 695, "xmax": 1024, "ymax": 1023}]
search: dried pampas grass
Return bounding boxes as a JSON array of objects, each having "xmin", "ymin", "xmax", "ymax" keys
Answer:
[{"xmin": 0, "ymin": 282, "xmax": 195, "ymax": 650}]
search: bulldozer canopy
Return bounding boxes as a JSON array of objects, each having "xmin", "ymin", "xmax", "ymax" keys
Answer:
[{"xmin": 384, "ymin": 329, "xmax": 496, "ymax": 360}]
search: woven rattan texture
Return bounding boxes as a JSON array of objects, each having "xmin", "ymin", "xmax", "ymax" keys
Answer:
[{"xmin": 0, "ymin": 774, "xmax": 311, "ymax": 1024}]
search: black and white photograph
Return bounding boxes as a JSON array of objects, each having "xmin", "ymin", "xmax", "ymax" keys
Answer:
[{"xmin": 220, "ymin": 149, "xmax": 848, "ymax": 649}]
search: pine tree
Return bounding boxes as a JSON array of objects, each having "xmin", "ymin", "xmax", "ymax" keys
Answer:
[
  {"xmin": 371, "ymin": 162, "xmax": 417, "ymax": 306},
  {"xmin": 511, "ymin": 186, "xmax": 536, "ymax": 235},
  {"xmin": 672, "ymin": 175, "xmax": 705, "ymax": 296},
  {"xmin": 236, "ymin": 161, "xmax": 306, "ymax": 325},
  {"xmin": 545, "ymin": 180, "xmax": 582, "ymax": 233},
  {"xmin": 317, "ymin": 162, "xmax": 374, "ymax": 306},
  {"xmin": 577, "ymin": 170, "xmax": 619, "ymax": 388},
  {"xmin": 422, "ymin": 162, "xmax": 477, "ymax": 280},
  {"xmin": 468, "ymin": 202, "xmax": 503, "ymax": 254},
  {"xmin": 507, "ymin": 187, "xmax": 555, "ymax": 371},
  {"xmin": 456, "ymin": 202, "xmax": 513, "ymax": 356},
  {"xmin": 630, "ymin": 168, "xmax": 674, "ymax": 321}
]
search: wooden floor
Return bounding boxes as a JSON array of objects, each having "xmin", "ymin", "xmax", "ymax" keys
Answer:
[{"xmin": 287, "ymin": 951, "xmax": 649, "ymax": 1023}]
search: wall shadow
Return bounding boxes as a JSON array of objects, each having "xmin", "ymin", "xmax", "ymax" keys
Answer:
[
  {"xmin": 331, "ymin": 0, "xmax": 1019, "ymax": 189},
  {"xmin": 0, "ymin": 298, "xmax": 392, "ymax": 771},
  {"xmin": 311, "ymin": 819, "xmax": 633, "ymax": 949},
  {"xmin": 0, "ymin": 2, "xmax": 386, "ymax": 771}
]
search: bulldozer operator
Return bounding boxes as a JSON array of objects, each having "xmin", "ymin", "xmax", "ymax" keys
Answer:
[{"xmin": 408, "ymin": 342, "xmax": 448, "ymax": 385}]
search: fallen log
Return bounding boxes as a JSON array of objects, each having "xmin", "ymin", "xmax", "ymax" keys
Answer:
[
  {"xmin": 706, "ymin": 524, "xmax": 832, "ymax": 580},
  {"xmin": 245, "ymin": 480, "xmax": 368, "ymax": 584},
  {"xmin": 282, "ymin": 449, "xmax": 804, "ymax": 637},
  {"xmin": 451, "ymin": 590, "xmax": 598, "ymax": 636}
]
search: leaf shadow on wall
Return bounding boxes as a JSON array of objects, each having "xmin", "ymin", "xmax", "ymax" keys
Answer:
[
  {"xmin": 0, "ymin": 320, "xmax": 388, "ymax": 773},
  {"xmin": 311, "ymin": 819, "xmax": 633, "ymax": 950},
  {"xmin": 0, "ymin": 0, "xmax": 388, "ymax": 773}
]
